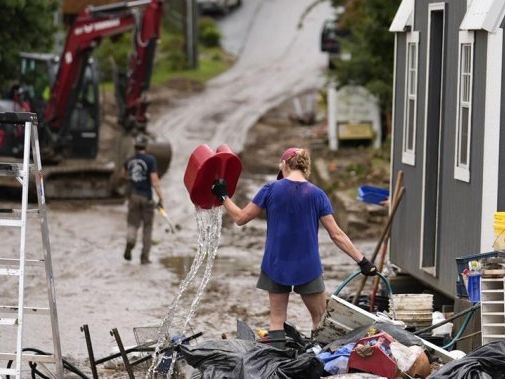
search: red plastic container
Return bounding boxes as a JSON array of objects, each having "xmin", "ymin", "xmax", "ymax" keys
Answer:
[
  {"xmin": 183, "ymin": 144, "xmax": 242, "ymax": 209},
  {"xmin": 348, "ymin": 332, "xmax": 398, "ymax": 379}
]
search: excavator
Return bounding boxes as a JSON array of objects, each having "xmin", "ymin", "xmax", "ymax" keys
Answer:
[{"xmin": 0, "ymin": 0, "xmax": 172, "ymax": 198}]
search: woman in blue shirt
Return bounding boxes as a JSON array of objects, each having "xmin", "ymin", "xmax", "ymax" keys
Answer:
[{"xmin": 211, "ymin": 147, "xmax": 376, "ymax": 345}]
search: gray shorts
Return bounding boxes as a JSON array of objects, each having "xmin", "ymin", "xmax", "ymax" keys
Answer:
[{"xmin": 256, "ymin": 271, "xmax": 325, "ymax": 295}]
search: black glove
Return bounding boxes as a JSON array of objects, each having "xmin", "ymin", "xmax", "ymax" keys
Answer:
[
  {"xmin": 211, "ymin": 178, "xmax": 227, "ymax": 202},
  {"xmin": 157, "ymin": 200, "xmax": 163, "ymax": 209},
  {"xmin": 358, "ymin": 257, "xmax": 377, "ymax": 276}
]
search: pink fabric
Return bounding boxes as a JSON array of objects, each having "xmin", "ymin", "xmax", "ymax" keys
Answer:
[
  {"xmin": 277, "ymin": 147, "xmax": 299, "ymax": 179},
  {"xmin": 280, "ymin": 147, "xmax": 298, "ymax": 162}
]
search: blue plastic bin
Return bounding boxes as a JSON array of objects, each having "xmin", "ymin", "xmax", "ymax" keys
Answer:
[{"xmin": 358, "ymin": 185, "xmax": 389, "ymax": 205}]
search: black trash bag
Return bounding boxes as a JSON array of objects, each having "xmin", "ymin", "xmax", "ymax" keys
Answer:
[
  {"xmin": 428, "ymin": 341, "xmax": 505, "ymax": 379},
  {"xmin": 243, "ymin": 345, "xmax": 324, "ymax": 379},
  {"xmin": 323, "ymin": 321, "xmax": 423, "ymax": 353},
  {"xmin": 178, "ymin": 339, "xmax": 324, "ymax": 379}
]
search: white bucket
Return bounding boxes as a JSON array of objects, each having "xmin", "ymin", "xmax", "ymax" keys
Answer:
[{"xmin": 432, "ymin": 322, "xmax": 453, "ymax": 337}]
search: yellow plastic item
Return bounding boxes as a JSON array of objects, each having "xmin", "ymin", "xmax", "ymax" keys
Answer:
[
  {"xmin": 256, "ymin": 328, "xmax": 268, "ymax": 338},
  {"xmin": 494, "ymin": 212, "xmax": 505, "ymax": 251}
]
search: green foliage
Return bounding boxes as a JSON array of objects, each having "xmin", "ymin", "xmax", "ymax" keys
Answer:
[
  {"xmin": 330, "ymin": 0, "xmax": 401, "ymax": 113},
  {"xmin": 94, "ymin": 33, "xmax": 133, "ymax": 82},
  {"xmin": 151, "ymin": 46, "xmax": 233, "ymax": 85},
  {"xmin": 0, "ymin": 0, "xmax": 58, "ymax": 89},
  {"xmin": 198, "ymin": 17, "xmax": 221, "ymax": 47},
  {"xmin": 159, "ymin": 33, "xmax": 188, "ymax": 70}
]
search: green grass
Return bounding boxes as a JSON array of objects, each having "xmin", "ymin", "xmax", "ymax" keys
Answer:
[{"xmin": 151, "ymin": 46, "xmax": 234, "ymax": 85}]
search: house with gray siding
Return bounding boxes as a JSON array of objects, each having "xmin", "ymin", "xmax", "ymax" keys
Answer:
[{"xmin": 389, "ymin": 0, "xmax": 505, "ymax": 296}]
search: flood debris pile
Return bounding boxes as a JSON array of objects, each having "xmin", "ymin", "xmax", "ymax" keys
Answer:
[{"xmin": 172, "ymin": 292, "xmax": 505, "ymax": 379}]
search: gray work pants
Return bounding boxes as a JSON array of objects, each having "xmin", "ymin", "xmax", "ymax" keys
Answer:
[{"xmin": 126, "ymin": 193, "xmax": 155, "ymax": 260}]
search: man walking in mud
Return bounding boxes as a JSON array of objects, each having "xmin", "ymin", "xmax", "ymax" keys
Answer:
[{"xmin": 123, "ymin": 135, "xmax": 164, "ymax": 264}]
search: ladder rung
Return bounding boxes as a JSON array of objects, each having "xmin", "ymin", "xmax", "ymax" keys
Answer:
[
  {"xmin": 0, "ymin": 162, "xmax": 34, "ymax": 177},
  {"xmin": 0, "ymin": 219, "xmax": 22, "ymax": 227},
  {"xmin": 0, "ymin": 268, "xmax": 20, "ymax": 276},
  {"xmin": 0, "ymin": 305, "xmax": 49, "ymax": 315},
  {"xmin": 0, "ymin": 318, "xmax": 18, "ymax": 325},
  {"xmin": 0, "ymin": 208, "xmax": 39, "ymax": 214},
  {"xmin": 0, "ymin": 258, "xmax": 45, "ymax": 267},
  {"xmin": 0, "ymin": 353, "xmax": 56, "ymax": 363},
  {"xmin": 0, "ymin": 367, "xmax": 17, "ymax": 375}
]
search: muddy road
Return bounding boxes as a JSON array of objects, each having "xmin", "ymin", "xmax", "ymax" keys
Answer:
[{"xmin": 0, "ymin": 0, "xmax": 376, "ymax": 376}]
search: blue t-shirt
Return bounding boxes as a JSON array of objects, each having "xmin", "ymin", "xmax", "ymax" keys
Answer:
[
  {"xmin": 252, "ymin": 179, "xmax": 334, "ymax": 285},
  {"xmin": 125, "ymin": 153, "xmax": 157, "ymax": 199}
]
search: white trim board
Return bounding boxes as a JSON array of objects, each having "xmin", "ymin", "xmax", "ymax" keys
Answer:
[
  {"xmin": 481, "ymin": 29, "xmax": 503, "ymax": 252},
  {"xmin": 460, "ymin": 0, "xmax": 505, "ymax": 33},
  {"xmin": 390, "ymin": 0, "xmax": 414, "ymax": 32},
  {"xmin": 402, "ymin": 31, "xmax": 419, "ymax": 166},
  {"xmin": 454, "ymin": 31, "xmax": 475, "ymax": 183},
  {"xmin": 390, "ymin": 33, "xmax": 398, "ymax": 216}
]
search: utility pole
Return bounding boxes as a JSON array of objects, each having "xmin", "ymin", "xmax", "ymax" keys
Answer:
[
  {"xmin": 328, "ymin": 82, "xmax": 338, "ymax": 151},
  {"xmin": 185, "ymin": 0, "xmax": 198, "ymax": 69}
]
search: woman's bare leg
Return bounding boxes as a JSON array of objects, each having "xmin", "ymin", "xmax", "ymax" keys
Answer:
[
  {"xmin": 300, "ymin": 292, "xmax": 327, "ymax": 330},
  {"xmin": 268, "ymin": 292, "xmax": 290, "ymax": 330}
]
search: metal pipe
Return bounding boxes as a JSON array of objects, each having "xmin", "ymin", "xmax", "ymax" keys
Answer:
[
  {"xmin": 111, "ymin": 328, "xmax": 135, "ymax": 379},
  {"xmin": 80, "ymin": 325, "xmax": 99, "ymax": 379}
]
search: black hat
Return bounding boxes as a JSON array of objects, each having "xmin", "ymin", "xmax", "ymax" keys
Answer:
[{"xmin": 134, "ymin": 135, "xmax": 149, "ymax": 149}]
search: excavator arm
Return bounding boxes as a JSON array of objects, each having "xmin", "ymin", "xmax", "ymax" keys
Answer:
[
  {"xmin": 45, "ymin": 0, "xmax": 163, "ymax": 135},
  {"xmin": 122, "ymin": 0, "xmax": 163, "ymax": 130}
]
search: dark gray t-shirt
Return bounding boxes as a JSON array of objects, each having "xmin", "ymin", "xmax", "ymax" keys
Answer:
[{"xmin": 125, "ymin": 153, "xmax": 157, "ymax": 199}]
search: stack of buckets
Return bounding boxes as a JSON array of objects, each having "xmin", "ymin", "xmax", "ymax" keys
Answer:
[
  {"xmin": 495, "ymin": 212, "xmax": 505, "ymax": 251},
  {"xmin": 389, "ymin": 294, "xmax": 433, "ymax": 329}
]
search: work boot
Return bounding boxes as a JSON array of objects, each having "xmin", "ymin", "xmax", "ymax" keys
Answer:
[
  {"xmin": 123, "ymin": 242, "xmax": 134, "ymax": 261},
  {"xmin": 140, "ymin": 256, "xmax": 152, "ymax": 264},
  {"xmin": 267, "ymin": 330, "xmax": 286, "ymax": 349}
]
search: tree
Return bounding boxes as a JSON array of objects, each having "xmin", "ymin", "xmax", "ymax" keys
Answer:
[
  {"xmin": 331, "ymin": 0, "xmax": 400, "ymax": 134},
  {"xmin": 0, "ymin": 0, "xmax": 58, "ymax": 90}
]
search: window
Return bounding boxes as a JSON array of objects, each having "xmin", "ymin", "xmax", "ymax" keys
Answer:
[
  {"xmin": 402, "ymin": 31, "xmax": 419, "ymax": 165},
  {"xmin": 454, "ymin": 31, "xmax": 474, "ymax": 182}
]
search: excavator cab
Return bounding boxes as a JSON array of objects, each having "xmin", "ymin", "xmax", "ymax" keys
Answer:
[
  {"xmin": 19, "ymin": 53, "xmax": 58, "ymax": 124},
  {"xmin": 64, "ymin": 57, "xmax": 100, "ymax": 158},
  {"xmin": 19, "ymin": 52, "xmax": 100, "ymax": 159}
]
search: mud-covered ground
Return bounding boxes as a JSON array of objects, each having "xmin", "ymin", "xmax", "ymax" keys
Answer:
[
  {"xmin": 0, "ymin": 95, "xmax": 379, "ymax": 379},
  {"xmin": 0, "ymin": 1, "xmax": 384, "ymax": 377}
]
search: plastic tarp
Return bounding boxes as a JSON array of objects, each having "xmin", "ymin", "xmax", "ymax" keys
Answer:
[
  {"xmin": 428, "ymin": 341, "xmax": 505, "ymax": 379},
  {"xmin": 318, "ymin": 342, "xmax": 355, "ymax": 375},
  {"xmin": 178, "ymin": 339, "xmax": 325, "ymax": 379}
]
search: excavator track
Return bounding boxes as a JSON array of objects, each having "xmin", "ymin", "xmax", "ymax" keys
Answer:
[{"xmin": 0, "ymin": 141, "xmax": 171, "ymax": 199}]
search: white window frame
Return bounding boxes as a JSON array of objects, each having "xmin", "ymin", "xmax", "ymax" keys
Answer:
[
  {"xmin": 454, "ymin": 31, "xmax": 474, "ymax": 182},
  {"xmin": 402, "ymin": 31, "xmax": 419, "ymax": 166}
]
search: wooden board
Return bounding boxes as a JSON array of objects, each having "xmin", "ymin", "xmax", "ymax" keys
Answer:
[{"xmin": 482, "ymin": 269, "xmax": 505, "ymax": 277}]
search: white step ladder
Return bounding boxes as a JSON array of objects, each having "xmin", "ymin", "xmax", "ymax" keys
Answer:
[{"xmin": 0, "ymin": 112, "xmax": 64, "ymax": 378}]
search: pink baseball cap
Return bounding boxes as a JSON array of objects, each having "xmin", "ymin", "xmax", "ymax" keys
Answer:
[{"xmin": 277, "ymin": 147, "xmax": 299, "ymax": 179}]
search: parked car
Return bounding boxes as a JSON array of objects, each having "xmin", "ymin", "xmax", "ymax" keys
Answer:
[
  {"xmin": 321, "ymin": 19, "xmax": 339, "ymax": 53},
  {"xmin": 197, "ymin": 0, "xmax": 241, "ymax": 15}
]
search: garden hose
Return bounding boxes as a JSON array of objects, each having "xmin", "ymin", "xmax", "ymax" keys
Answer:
[
  {"xmin": 333, "ymin": 271, "xmax": 396, "ymax": 319},
  {"xmin": 442, "ymin": 306, "xmax": 479, "ymax": 350},
  {"xmin": 5, "ymin": 347, "xmax": 89, "ymax": 379}
]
